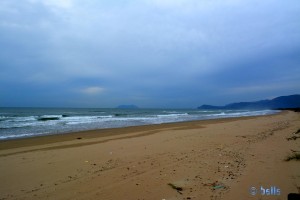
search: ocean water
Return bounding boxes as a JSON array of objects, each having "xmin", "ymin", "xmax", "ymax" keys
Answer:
[{"xmin": 0, "ymin": 108, "xmax": 279, "ymax": 140}]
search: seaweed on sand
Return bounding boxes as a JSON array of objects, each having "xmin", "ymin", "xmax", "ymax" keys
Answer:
[
  {"xmin": 285, "ymin": 153, "xmax": 300, "ymax": 161},
  {"xmin": 168, "ymin": 183, "xmax": 183, "ymax": 194}
]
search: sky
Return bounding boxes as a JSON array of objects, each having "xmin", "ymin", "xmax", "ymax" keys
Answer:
[{"xmin": 0, "ymin": 0, "xmax": 300, "ymax": 108}]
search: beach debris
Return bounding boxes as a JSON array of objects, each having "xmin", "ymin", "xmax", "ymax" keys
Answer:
[
  {"xmin": 286, "ymin": 128, "xmax": 300, "ymax": 140},
  {"xmin": 168, "ymin": 183, "xmax": 183, "ymax": 194},
  {"xmin": 203, "ymin": 181, "xmax": 226, "ymax": 190},
  {"xmin": 84, "ymin": 160, "xmax": 89, "ymax": 163},
  {"xmin": 213, "ymin": 185, "xmax": 224, "ymax": 189},
  {"xmin": 76, "ymin": 137, "xmax": 82, "ymax": 140},
  {"xmin": 285, "ymin": 153, "xmax": 300, "ymax": 161},
  {"xmin": 286, "ymin": 135, "xmax": 300, "ymax": 141},
  {"xmin": 291, "ymin": 149, "xmax": 300, "ymax": 153}
]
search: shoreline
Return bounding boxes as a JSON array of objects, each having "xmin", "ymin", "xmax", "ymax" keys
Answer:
[
  {"xmin": 0, "ymin": 109, "xmax": 279, "ymax": 142},
  {"xmin": 0, "ymin": 112, "xmax": 282, "ymax": 151},
  {"xmin": 0, "ymin": 110, "xmax": 299, "ymax": 200}
]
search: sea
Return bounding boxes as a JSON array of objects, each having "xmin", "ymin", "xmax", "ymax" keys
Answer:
[{"xmin": 0, "ymin": 107, "xmax": 279, "ymax": 140}]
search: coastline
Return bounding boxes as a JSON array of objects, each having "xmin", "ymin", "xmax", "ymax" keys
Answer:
[
  {"xmin": 0, "ymin": 111, "xmax": 299, "ymax": 199},
  {"xmin": 0, "ymin": 108, "xmax": 279, "ymax": 141},
  {"xmin": 0, "ymin": 112, "xmax": 281, "ymax": 151}
]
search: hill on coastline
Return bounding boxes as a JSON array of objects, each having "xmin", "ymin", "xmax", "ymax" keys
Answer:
[{"xmin": 198, "ymin": 94, "xmax": 300, "ymax": 110}]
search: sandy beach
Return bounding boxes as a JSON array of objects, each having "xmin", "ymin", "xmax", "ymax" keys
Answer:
[{"xmin": 0, "ymin": 111, "xmax": 299, "ymax": 200}]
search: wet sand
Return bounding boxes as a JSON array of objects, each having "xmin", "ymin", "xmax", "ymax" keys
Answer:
[{"xmin": 0, "ymin": 111, "xmax": 299, "ymax": 200}]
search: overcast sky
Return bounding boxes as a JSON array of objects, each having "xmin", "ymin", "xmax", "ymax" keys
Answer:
[{"xmin": 1, "ymin": 0, "xmax": 300, "ymax": 108}]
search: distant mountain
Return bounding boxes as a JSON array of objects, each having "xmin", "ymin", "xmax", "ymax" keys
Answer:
[
  {"xmin": 116, "ymin": 104, "xmax": 139, "ymax": 109},
  {"xmin": 198, "ymin": 94, "xmax": 300, "ymax": 110}
]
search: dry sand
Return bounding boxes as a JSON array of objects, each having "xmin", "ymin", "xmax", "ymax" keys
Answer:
[{"xmin": 0, "ymin": 111, "xmax": 299, "ymax": 200}]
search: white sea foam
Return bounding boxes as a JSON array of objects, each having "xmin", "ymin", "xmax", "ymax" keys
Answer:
[
  {"xmin": 0, "ymin": 132, "xmax": 47, "ymax": 140},
  {"xmin": 206, "ymin": 110, "xmax": 278, "ymax": 118},
  {"xmin": 8, "ymin": 116, "xmax": 36, "ymax": 122},
  {"xmin": 157, "ymin": 113, "xmax": 189, "ymax": 117},
  {"xmin": 64, "ymin": 116, "xmax": 100, "ymax": 125}
]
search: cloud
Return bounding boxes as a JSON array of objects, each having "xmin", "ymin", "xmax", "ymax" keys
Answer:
[
  {"xmin": 226, "ymin": 84, "xmax": 290, "ymax": 95},
  {"xmin": 79, "ymin": 86, "xmax": 105, "ymax": 95},
  {"xmin": 28, "ymin": 0, "xmax": 73, "ymax": 9},
  {"xmin": 0, "ymin": 0, "xmax": 299, "ymax": 107}
]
